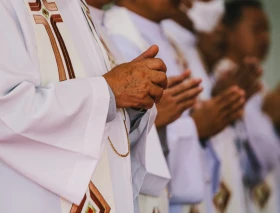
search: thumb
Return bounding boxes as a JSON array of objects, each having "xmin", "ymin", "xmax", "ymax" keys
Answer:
[{"xmin": 132, "ymin": 45, "xmax": 159, "ymax": 62}]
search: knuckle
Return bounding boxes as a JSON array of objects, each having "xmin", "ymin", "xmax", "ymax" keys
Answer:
[
  {"xmin": 139, "ymin": 92, "xmax": 147, "ymax": 100},
  {"xmin": 163, "ymin": 74, "xmax": 168, "ymax": 84},
  {"xmin": 159, "ymin": 88, "xmax": 164, "ymax": 95},
  {"xmin": 132, "ymin": 101, "xmax": 140, "ymax": 108},
  {"xmin": 157, "ymin": 59, "xmax": 166, "ymax": 70},
  {"xmin": 146, "ymin": 102, "xmax": 154, "ymax": 109},
  {"xmin": 157, "ymin": 58, "xmax": 164, "ymax": 66}
]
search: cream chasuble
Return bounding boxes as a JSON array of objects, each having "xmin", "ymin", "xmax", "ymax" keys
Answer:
[{"xmin": 0, "ymin": 0, "xmax": 140, "ymax": 212}]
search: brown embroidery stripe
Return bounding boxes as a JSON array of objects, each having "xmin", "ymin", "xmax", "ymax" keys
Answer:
[
  {"xmin": 89, "ymin": 182, "xmax": 111, "ymax": 213},
  {"xmin": 70, "ymin": 182, "xmax": 111, "ymax": 213},
  {"xmin": 29, "ymin": 0, "xmax": 41, "ymax": 11},
  {"xmin": 33, "ymin": 15, "xmax": 67, "ymax": 81},
  {"xmin": 70, "ymin": 195, "xmax": 87, "ymax": 213},
  {"xmin": 51, "ymin": 14, "xmax": 76, "ymax": 79},
  {"xmin": 42, "ymin": 0, "xmax": 58, "ymax": 11}
]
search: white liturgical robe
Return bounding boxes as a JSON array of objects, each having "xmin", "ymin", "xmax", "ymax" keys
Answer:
[
  {"xmin": 88, "ymin": 6, "xmax": 171, "ymax": 213},
  {"xmin": 162, "ymin": 20, "xmax": 221, "ymax": 213},
  {"xmin": 214, "ymin": 58, "xmax": 280, "ymax": 213},
  {"xmin": 104, "ymin": 6, "xmax": 205, "ymax": 213},
  {"xmin": 0, "ymin": 0, "xmax": 153, "ymax": 213}
]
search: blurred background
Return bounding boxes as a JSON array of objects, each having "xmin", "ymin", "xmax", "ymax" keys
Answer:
[
  {"xmin": 261, "ymin": 0, "xmax": 280, "ymax": 88},
  {"xmin": 223, "ymin": 0, "xmax": 279, "ymax": 88}
]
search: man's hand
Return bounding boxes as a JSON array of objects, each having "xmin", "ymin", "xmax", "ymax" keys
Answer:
[
  {"xmin": 155, "ymin": 71, "xmax": 203, "ymax": 128},
  {"xmin": 262, "ymin": 86, "xmax": 280, "ymax": 131},
  {"xmin": 212, "ymin": 57, "xmax": 263, "ymax": 100},
  {"xmin": 191, "ymin": 86, "xmax": 245, "ymax": 140},
  {"xmin": 103, "ymin": 45, "xmax": 167, "ymax": 109}
]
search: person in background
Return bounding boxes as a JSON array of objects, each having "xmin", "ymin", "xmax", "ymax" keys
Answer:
[
  {"xmin": 85, "ymin": 1, "xmax": 204, "ymax": 213},
  {"xmin": 104, "ymin": 0, "xmax": 245, "ymax": 213},
  {"xmin": 162, "ymin": 0, "xmax": 264, "ymax": 212},
  {"xmin": 215, "ymin": 1, "xmax": 280, "ymax": 213}
]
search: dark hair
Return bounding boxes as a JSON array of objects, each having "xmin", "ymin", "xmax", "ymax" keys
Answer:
[{"xmin": 223, "ymin": 0, "xmax": 263, "ymax": 28}]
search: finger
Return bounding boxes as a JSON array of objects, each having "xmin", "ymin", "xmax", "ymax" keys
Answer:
[
  {"xmin": 212, "ymin": 70, "xmax": 235, "ymax": 97},
  {"xmin": 246, "ymin": 81, "xmax": 263, "ymax": 100},
  {"xmin": 237, "ymin": 58, "xmax": 261, "ymax": 89},
  {"xmin": 176, "ymin": 87, "xmax": 203, "ymax": 104},
  {"xmin": 225, "ymin": 109, "xmax": 244, "ymax": 124},
  {"xmin": 167, "ymin": 71, "xmax": 191, "ymax": 88},
  {"xmin": 180, "ymin": 0, "xmax": 193, "ymax": 9},
  {"xmin": 235, "ymin": 58, "xmax": 255, "ymax": 86},
  {"xmin": 222, "ymin": 97, "xmax": 245, "ymax": 117},
  {"xmin": 149, "ymin": 71, "xmax": 168, "ymax": 89},
  {"xmin": 219, "ymin": 89, "xmax": 245, "ymax": 111},
  {"xmin": 145, "ymin": 58, "xmax": 167, "ymax": 73},
  {"xmin": 216, "ymin": 86, "xmax": 243, "ymax": 104},
  {"xmin": 149, "ymin": 84, "xmax": 164, "ymax": 104},
  {"xmin": 178, "ymin": 98, "xmax": 198, "ymax": 112},
  {"xmin": 169, "ymin": 78, "xmax": 202, "ymax": 96},
  {"xmin": 132, "ymin": 45, "xmax": 159, "ymax": 62},
  {"xmin": 140, "ymin": 96, "xmax": 155, "ymax": 110}
]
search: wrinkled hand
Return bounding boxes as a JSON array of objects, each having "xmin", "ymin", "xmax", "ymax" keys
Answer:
[
  {"xmin": 191, "ymin": 86, "xmax": 245, "ymax": 140},
  {"xmin": 262, "ymin": 86, "xmax": 280, "ymax": 131},
  {"xmin": 155, "ymin": 71, "xmax": 203, "ymax": 128},
  {"xmin": 103, "ymin": 45, "xmax": 167, "ymax": 109},
  {"xmin": 212, "ymin": 57, "xmax": 263, "ymax": 100}
]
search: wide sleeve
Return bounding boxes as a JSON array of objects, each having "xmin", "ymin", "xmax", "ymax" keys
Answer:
[
  {"xmin": 109, "ymin": 34, "xmax": 159, "ymax": 199},
  {"xmin": 167, "ymin": 114, "xmax": 205, "ymax": 204},
  {"xmin": 243, "ymin": 93, "xmax": 280, "ymax": 178},
  {"xmin": 0, "ymin": 2, "xmax": 110, "ymax": 204}
]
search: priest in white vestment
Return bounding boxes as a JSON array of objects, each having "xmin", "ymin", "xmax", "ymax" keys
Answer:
[
  {"xmin": 103, "ymin": 1, "xmax": 206, "ymax": 213},
  {"xmin": 162, "ymin": 0, "xmax": 256, "ymax": 212},
  {"xmin": 79, "ymin": 2, "xmax": 173, "ymax": 213},
  {"xmin": 104, "ymin": 1, "xmax": 245, "ymax": 213},
  {"xmin": 0, "ymin": 0, "xmax": 169, "ymax": 212},
  {"xmin": 213, "ymin": 1, "xmax": 280, "ymax": 213}
]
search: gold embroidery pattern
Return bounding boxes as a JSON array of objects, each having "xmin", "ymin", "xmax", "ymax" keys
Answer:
[
  {"xmin": 108, "ymin": 109, "xmax": 131, "ymax": 158},
  {"xmin": 252, "ymin": 181, "xmax": 271, "ymax": 209},
  {"xmin": 99, "ymin": 38, "xmax": 117, "ymax": 68},
  {"xmin": 152, "ymin": 207, "xmax": 161, "ymax": 213},
  {"xmin": 189, "ymin": 205, "xmax": 200, "ymax": 213},
  {"xmin": 213, "ymin": 182, "xmax": 231, "ymax": 213}
]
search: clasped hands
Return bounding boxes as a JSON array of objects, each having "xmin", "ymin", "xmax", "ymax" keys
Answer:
[{"xmin": 103, "ymin": 45, "xmax": 167, "ymax": 109}]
